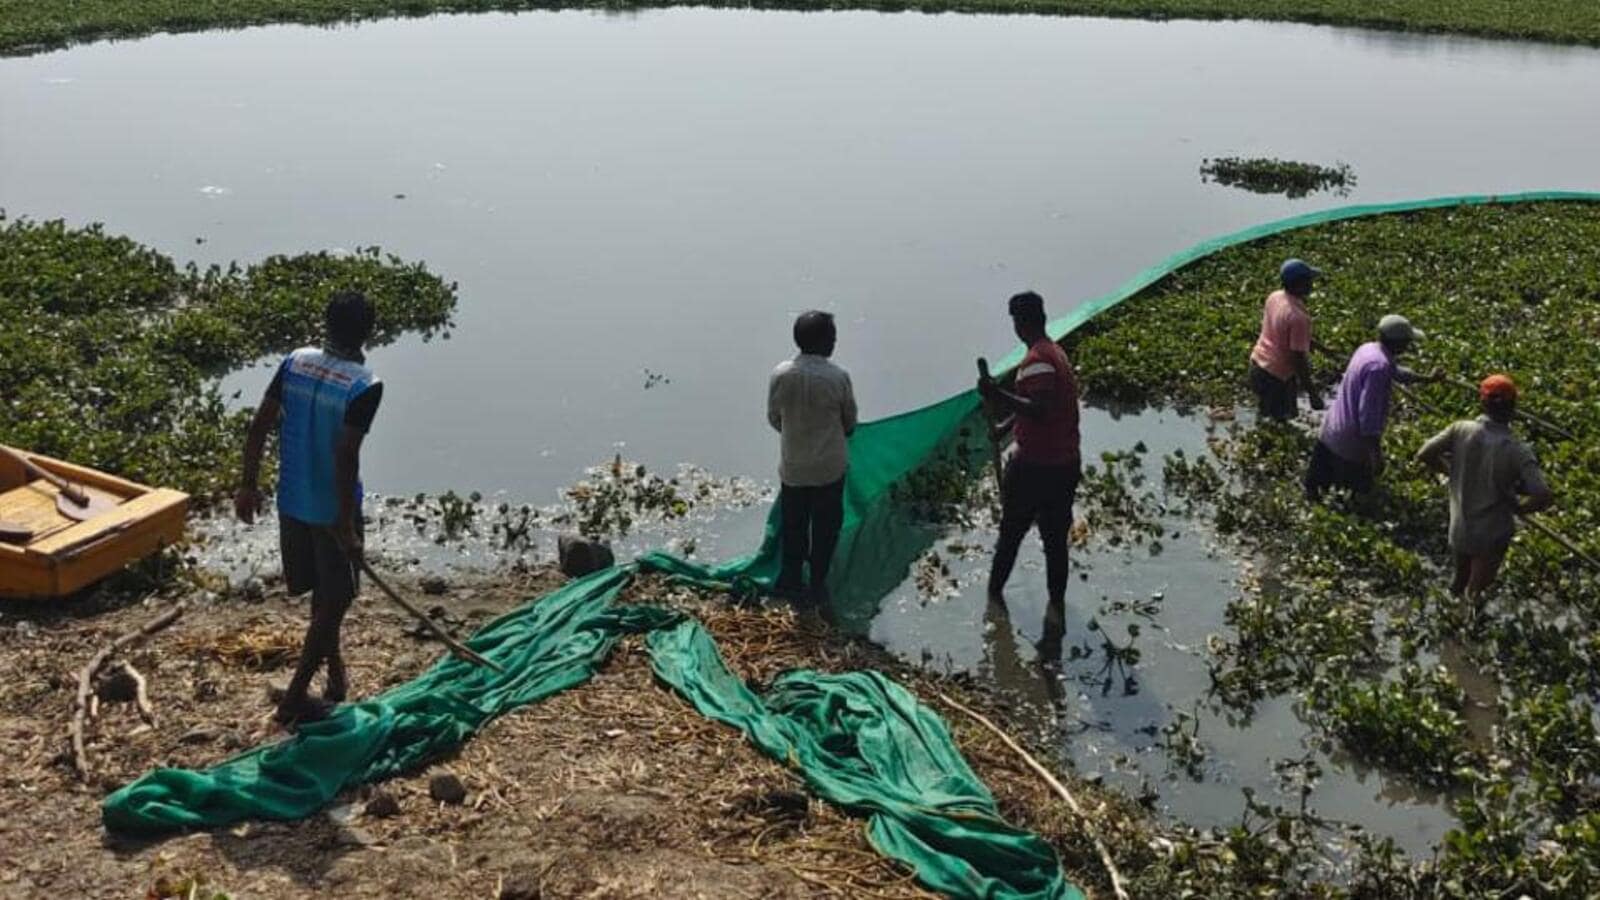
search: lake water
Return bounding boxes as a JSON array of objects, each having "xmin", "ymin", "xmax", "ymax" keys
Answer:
[
  {"xmin": 4, "ymin": 10, "xmax": 1600, "ymax": 496},
  {"xmin": 5, "ymin": 8, "xmax": 1597, "ymax": 854}
]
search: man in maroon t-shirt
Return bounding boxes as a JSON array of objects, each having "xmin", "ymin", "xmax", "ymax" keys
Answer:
[{"xmin": 978, "ymin": 291, "xmax": 1083, "ymax": 625}]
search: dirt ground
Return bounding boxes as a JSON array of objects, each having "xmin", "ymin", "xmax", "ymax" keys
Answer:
[{"xmin": 0, "ymin": 567, "xmax": 1141, "ymax": 899}]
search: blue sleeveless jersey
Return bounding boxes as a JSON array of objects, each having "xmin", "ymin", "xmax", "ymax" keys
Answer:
[{"xmin": 275, "ymin": 347, "xmax": 378, "ymax": 525}]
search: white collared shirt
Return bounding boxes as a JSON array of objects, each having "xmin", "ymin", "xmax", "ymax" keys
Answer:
[{"xmin": 767, "ymin": 354, "xmax": 857, "ymax": 487}]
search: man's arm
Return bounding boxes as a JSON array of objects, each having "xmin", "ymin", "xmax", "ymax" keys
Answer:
[
  {"xmin": 1288, "ymin": 316, "xmax": 1323, "ymax": 410},
  {"xmin": 1291, "ymin": 351, "xmax": 1323, "ymax": 410},
  {"xmin": 1517, "ymin": 454, "xmax": 1555, "ymax": 516},
  {"xmin": 1357, "ymin": 371, "xmax": 1393, "ymax": 469},
  {"xmin": 767, "ymin": 372, "xmax": 784, "ymax": 433},
  {"xmin": 1415, "ymin": 424, "xmax": 1455, "ymax": 477},
  {"xmin": 1396, "ymin": 365, "xmax": 1445, "ymax": 385},
  {"xmin": 333, "ymin": 425, "xmax": 366, "ymax": 554},
  {"xmin": 333, "ymin": 383, "xmax": 383, "ymax": 554},
  {"xmin": 840, "ymin": 374, "xmax": 858, "ymax": 437},
  {"xmin": 978, "ymin": 360, "xmax": 1056, "ymax": 420},
  {"xmin": 235, "ymin": 394, "xmax": 281, "ymax": 524},
  {"xmin": 980, "ymin": 381, "xmax": 1055, "ymax": 420}
]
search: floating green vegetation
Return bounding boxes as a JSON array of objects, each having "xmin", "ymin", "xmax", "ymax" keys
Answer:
[
  {"xmin": 1064, "ymin": 200, "xmax": 1600, "ymax": 897},
  {"xmin": 1201, "ymin": 156, "xmax": 1355, "ymax": 199},
  {"xmin": 4, "ymin": 0, "xmax": 1600, "ymax": 58},
  {"xmin": 0, "ymin": 212, "xmax": 457, "ymax": 501},
  {"xmin": 1078, "ymin": 442, "xmax": 1168, "ymax": 551}
]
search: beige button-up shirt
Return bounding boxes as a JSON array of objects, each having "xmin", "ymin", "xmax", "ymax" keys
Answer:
[{"xmin": 767, "ymin": 354, "xmax": 857, "ymax": 487}]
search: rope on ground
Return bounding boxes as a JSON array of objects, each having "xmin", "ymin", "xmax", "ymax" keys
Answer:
[
  {"xmin": 936, "ymin": 691, "xmax": 1131, "ymax": 900},
  {"xmin": 71, "ymin": 601, "xmax": 185, "ymax": 780}
]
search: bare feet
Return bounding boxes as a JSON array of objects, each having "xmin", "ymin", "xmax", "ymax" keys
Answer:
[
  {"xmin": 273, "ymin": 696, "xmax": 335, "ymax": 729},
  {"xmin": 323, "ymin": 673, "xmax": 348, "ymax": 705}
]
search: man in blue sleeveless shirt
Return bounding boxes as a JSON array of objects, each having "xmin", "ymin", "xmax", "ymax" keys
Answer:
[{"xmin": 235, "ymin": 292, "xmax": 384, "ymax": 726}]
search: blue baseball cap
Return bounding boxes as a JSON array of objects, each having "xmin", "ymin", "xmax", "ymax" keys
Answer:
[{"xmin": 1280, "ymin": 258, "xmax": 1322, "ymax": 285}]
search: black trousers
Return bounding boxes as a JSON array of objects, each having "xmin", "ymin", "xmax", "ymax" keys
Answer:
[
  {"xmin": 1304, "ymin": 440, "xmax": 1375, "ymax": 498},
  {"xmin": 777, "ymin": 477, "xmax": 845, "ymax": 601},
  {"xmin": 1249, "ymin": 361, "xmax": 1298, "ymax": 422},
  {"xmin": 989, "ymin": 460, "xmax": 1081, "ymax": 603}
]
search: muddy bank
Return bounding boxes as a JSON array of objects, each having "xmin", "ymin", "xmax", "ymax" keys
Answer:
[{"xmin": 0, "ymin": 568, "xmax": 1148, "ymax": 899}]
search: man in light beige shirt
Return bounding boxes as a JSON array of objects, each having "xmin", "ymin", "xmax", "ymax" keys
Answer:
[
  {"xmin": 1416, "ymin": 374, "xmax": 1552, "ymax": 607},
  {"xmin": 768, "ymin": 310, "xmax": 857, "ymax": 611}
]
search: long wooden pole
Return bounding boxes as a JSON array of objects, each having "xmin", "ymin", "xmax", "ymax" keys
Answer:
[
  {"xmin": 937, "ymin": 691, "xmax": 1132, "ymax": 900},
  {"xmin": 976, "ymin": 359, "xmax": 1006, "ymax": 497},
  {"xmin": 1521, "ymin": 514, "xmax": 1600, "ymax": 574},
  {"xmin": 1440, "ymin": 375, "xmax": 1575, "ymax": 441},
  {"xmin": 347, "ymin": 550, "xmax": 505, "ymax": 674},
  {"xmin": 0, "ymin": 443, "xmax": 89, "ymax": 506}
]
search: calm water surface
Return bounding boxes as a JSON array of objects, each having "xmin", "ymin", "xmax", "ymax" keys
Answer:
[
  {"xmin": 5, "ymin": 8, "xmax": 1596, "ymax": 852},
  {"xmin": 3, "ymin": 10, "xmax": 1599, "ymax": 494}
]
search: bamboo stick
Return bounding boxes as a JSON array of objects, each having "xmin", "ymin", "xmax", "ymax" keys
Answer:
[
  {"xmin": 351, "ymin": 552, "xmax": 505, "ymax": 674},
  {"xmin": 1441, "ymin": 375, "xmax": 1575, "ymax": 441},
  {"xmin": 936, "ymin": 691, "xmax": 1131, "ymax": 900},
  {"xmin": 1521, "ymin": 514, "xmax": 1600, "ymax": 574},
  {"xmin": 976, "ymin": 359, "xmax": 1006, "ymax": 497}
]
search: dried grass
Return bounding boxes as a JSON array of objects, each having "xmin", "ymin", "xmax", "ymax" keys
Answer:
[{"xmin": 0, "ymin": 568, "xmax": 1148, "ymax": 898}]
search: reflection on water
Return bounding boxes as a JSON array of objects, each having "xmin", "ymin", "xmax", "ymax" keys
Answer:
[
  {"xmin": 875, "ymin": 404, "xmax": 1461, "ymax": 854},
  {"xmin": 1438, "ymin": 636, "xmax": 1504, "ymax": 749},
  {"xmin": 981, "ymin": 597, "xmax": 1066, "ymax": 727}
]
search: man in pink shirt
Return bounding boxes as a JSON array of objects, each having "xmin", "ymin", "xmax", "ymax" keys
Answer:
[{"xmin": 1248, "ymin": 259, "xmax": 1324, "ymax": 422}]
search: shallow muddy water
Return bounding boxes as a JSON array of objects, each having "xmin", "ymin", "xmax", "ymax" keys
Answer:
[
  {"xmin": 5, "ymin": 7, "xmax": 1594, "ymax": 853},
  {"xmin": 871, "ymin": 404, "xmax": 1462, "ymax": 853}
]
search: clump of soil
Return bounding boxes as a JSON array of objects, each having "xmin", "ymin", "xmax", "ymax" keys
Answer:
[{"xmin": 0, "ymin": 569, "xmax": 1138, "ymax": 899}]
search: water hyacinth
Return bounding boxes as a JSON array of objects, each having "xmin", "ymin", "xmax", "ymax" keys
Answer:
[
  {"xmin": 0, "ymin": 212, "xmax": 457, "ymax": 502},
  {"xmin": 1063, "ymin": 201, "xmax": 1600, "ymax": 897},
  {"xmin": 1200, "ymin": 156, "xmax": 1356, "ymax": 199}
]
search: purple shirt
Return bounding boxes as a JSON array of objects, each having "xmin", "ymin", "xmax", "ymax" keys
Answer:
[{"xmin": 1319, "ymin": 341, "xmax": 1395, "ymax": 463}]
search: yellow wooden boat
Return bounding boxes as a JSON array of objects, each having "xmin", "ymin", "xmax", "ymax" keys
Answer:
[{"xmin": 0, "ymin": 447, "xmax": 188, "ymax": 600}]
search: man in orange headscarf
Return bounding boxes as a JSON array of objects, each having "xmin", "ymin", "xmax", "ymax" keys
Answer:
[{"xmin": 1416, "ymin": 374, "xmax": 1553, "ymax": 607}]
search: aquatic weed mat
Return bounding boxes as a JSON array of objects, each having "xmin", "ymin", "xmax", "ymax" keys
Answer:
[
  {"xmin": 1058, "ymin": 198, "xmax": 1600, "ymax": 896},
  {"xmin": 0, "ymin": 212, "xmax": 456, "ymax": 503},
  {"xmin": 7, "ymin": 0, "xmax": 1600, "ymax": 55}
]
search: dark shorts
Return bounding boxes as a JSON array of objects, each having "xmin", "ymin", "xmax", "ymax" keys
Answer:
[
  {"xmin": 1304, "ymin": 441, "xmax": 1374, "ymax": 498},
  {"xmin": 1000, "ymin": 459, "xmax": 1082, "ymax": 539},
  {"xmin": 280, "ymin": 514, "xmax": 361, "ymax": 603},
  {"xmin": 1249, "ymin": 362, "xmax": 1297, "ymax": 422}
]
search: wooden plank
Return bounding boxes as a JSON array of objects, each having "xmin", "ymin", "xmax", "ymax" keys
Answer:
[
  {"xmin": 0, "ymin": 484, "xmax": 75, "ymax": 541},
  {"xmin": 29, "ymin": 490, "xmax": 185, "ymax": 557},
  {"xmin": 0, "ymin": 559, "xmax": 53, "ymax": 598}
]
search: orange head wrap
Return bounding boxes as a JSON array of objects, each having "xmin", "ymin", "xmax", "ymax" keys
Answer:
[{"xmin": 1480, "ymin": 374, "xmax": 1518, "ymax": 402}]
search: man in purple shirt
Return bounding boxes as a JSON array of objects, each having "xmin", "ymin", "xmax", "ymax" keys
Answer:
[{"xmin": 1305, "ymin": 315, "xmax": 1438, "ymax": 498}]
